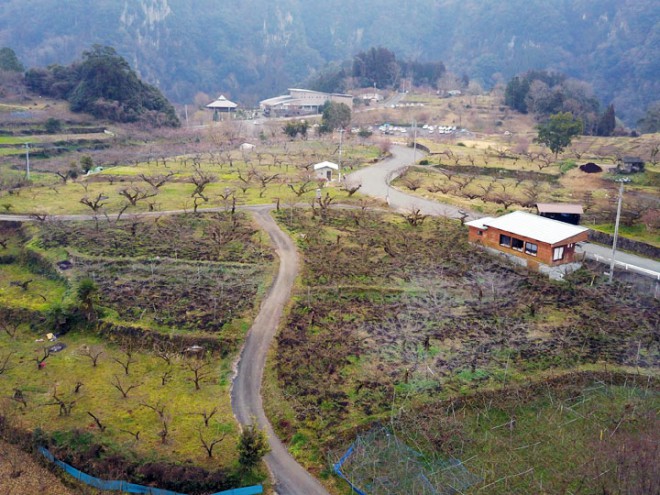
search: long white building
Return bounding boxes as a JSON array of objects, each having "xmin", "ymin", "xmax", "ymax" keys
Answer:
[{"xmin": 260, "ymin": 88, "xmax": 353, "ymax": 117}]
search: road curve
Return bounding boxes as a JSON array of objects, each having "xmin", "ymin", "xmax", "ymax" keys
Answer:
[
  {"xmin": 0, "ymin": 205, "xmax": 329, "ymax": 494},
  {"xmin": 348, "ymin": 145, "xmax": 660, "ymax": 276},
  {"xmin": 348, "ymin": 144, "xmax": 479, "ymax": 221},
  {"xmin": 231, "ymin": 207, "xmax": 330, "ymax": 495}
]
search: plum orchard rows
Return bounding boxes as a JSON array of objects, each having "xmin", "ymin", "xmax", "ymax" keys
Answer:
[
  {"xmin": 38, "ymin": 213, "xmax": 272, "ymax": 343},
  {"xmin": 0, "ymin": 213, "xmax": 275, "ymax": 493},
  {"xmin": 271, "ymin": 208, "xmax": 658, "ymax": 493}
]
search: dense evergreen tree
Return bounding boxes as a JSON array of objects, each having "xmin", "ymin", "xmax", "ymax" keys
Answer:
[
  {"xmin": 319, "ymin": 101, "xmax": 351, "ymax": 133},
  {"xmin": 402, "ymin": 60, "xmax": 446, "ymax": 88},
  {"xmin": 25, "ymin": 45, "xmax": 179, "ymax": 127},
  {"xmin": 352, "ymin": 47, "xmax": 399, "ymax": 89},
  {"xmin": 504, "ymin": 76, "xmax": 530, "ymax": 113},
  {"xmin": 637, "ymin": 102, "xmax": 660, "ymax": 134},
  {"xmin": 0, "ymin": 47, "xmax": 23, "ymax": 72},
  {"xmin": 596, "ymin": 104, "xmax": 616, "ymax": 137},
  {"xmin": 308, "ymin": 64, "xmax": 348, "ymax": 94},
  {"xmin": 504, "ymin": 70, "xmax": 600, "ymax": 134}
]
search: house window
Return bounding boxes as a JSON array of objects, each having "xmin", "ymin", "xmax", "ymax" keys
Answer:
[
  {"xmin": 525, "ymin": 242, "xmax": 538, "ymax": 256},
  {"xmin": 511, "ymin": 238, "xmax": 524, "ymax": 251},
  {"xmin": 553, "ymin": 246, "xmax": 565, "ymax": 261},
  {"xmin": 499, "ymin": 234, "xmax": 511, "ymax": 247}
]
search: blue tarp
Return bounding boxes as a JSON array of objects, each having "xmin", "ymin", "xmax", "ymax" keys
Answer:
[{"xmin": 39, "ymin": 447, "xmax": 262, "ymax": 495}]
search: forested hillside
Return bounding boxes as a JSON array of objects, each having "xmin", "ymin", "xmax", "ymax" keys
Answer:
[{"xmin": 0, "ymin": 0, "xmax": 657, "ymax": 124}]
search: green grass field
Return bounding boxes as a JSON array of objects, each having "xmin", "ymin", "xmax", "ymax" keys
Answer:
[
  {"xmin": 0, "ymin": 143, "xmax": 380, "ymax": 215},
  {"xmin": 0, "ymin": 214, "xmax": 275, "ymax": 488},
  {"xmin": 0, "ymin": 328, "xmax": 240, "ymax": 468}
]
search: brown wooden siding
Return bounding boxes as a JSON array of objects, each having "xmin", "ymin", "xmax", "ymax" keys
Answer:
[{"xmin": 468, "ymin": 225, "xmax": 588, "ymax": 266}]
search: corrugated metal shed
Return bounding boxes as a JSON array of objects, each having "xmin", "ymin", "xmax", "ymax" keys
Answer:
[{"xmin": 536, "ymin": 203, "xmax": 584, "ymax": 215}]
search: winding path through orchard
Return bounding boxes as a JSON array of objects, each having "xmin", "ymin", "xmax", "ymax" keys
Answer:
[{"xmin": 1, "ymin": 146, "xmax": 656, "ymax": 495}]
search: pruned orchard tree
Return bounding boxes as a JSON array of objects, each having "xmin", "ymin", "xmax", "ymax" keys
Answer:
[
  {"xmin": 139, "ymin": 172, "xmax": 175, "ymax": 189},
  {"xmin": 111, "ymin": 375, "xmax": 141, "ymax": 398},
  {"xmin": 198, "ymin": 426, "xmax": 227, "ymax": 458},
  {"xmin": 80, "ymin": 345, "xmax": 104, "ymax": 367},
  {"xmin": 141, "ymin": 400, "xmax": 171, "ymax": 444},
  {"xmin": 118, "ymin": 185, "xmax": 158, "ymax": 206},
  {"xmin": 185, "ymin": 359, "xmax": 213, "ymax": 391},
  {"xmin": 112, "ymin": 346, "xmax": 135, "ymax": 375},
  {"xmin": 0, "ymin": 351, "xmax": 14, "ymax": 375}
]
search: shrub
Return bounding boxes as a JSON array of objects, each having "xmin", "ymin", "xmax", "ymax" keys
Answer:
[
  {"xmin": 44, "ymin": 118, "xmax": 63, "ymax": 134},
  {"xmin": 238, "ymin": 423, "xmax": 270, "ymax": 470}
]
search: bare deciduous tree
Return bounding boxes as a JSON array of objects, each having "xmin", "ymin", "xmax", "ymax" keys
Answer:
[
  {"xmin": 403, "ymin": 208, "xmax": 427, "ymax": 227},
  {"xmin": 189, "ymin": 170, "xmax": 216, "ymax": 199},
  {"xmin": 0, "ymin": 319, "xmax": 20, "ymax": 339},
  {"xmin": 87, "ymin": 411, "xmax": 106, "ymax": 432},
  {"xmin": 197, "ymin": 406, "xmax": 218, "ymax": 427},
  {"xmin": 80, "ymin": 193, "xmax": 108, "ymax": 213},
  {"xmin": 12, "ymin": 388, "xmax": 27, "ymax": 408},
  {"xmin": 119, "ymin": 429, "xmax": 140, "ymax": 441},
  {"xmin": 186, "ymin": 360, "xmax": 213, "ymax": 391},
  {"xmin": 287, "ymin": 181, "xmax": 313, "ymax": 197},
  {"xmin": 48, "ymin": 387, "xmax": 77, "ymax": 416},
  {"xmin": 161, "ymin": 369, "xmax": 173, "ymax": 386},
  {"xmin": 35, "ymin": 348, "xmax": 50, "ymax": 370},
  {"xmin": 112, "ymin": 348, "xmax": 135, "ymax": 375},
  {"xmin": 0, "ymin": 352, "xmax": 14, "ymax": 375},
  {"xmin": 141, "ymin": 401, "xmax": 170, "ymax": 444},
  {"xmin": 139, "ymin": 172, "xmax": 174, "ymax": 189},
  {"xmin": 198, "ymin": 427, "xmax": 227, "ymax": 458},
  {"xmin": 111, "ymin": 375, "xmax": 141, "ymax": 398},
  {"xmin": 9, "ymin": 280, "xmax": 32, "ymax": 291},
  {"xmin": 0, "ymin": 445, "xmax": 23, "ymax": 478},
  {"xmin": 80, "ymin": 345, "xmax": 104, "ymax": 367},
  {"xmin": 118, "ymin": 185, "xmax": 158, "ymax": 206}
]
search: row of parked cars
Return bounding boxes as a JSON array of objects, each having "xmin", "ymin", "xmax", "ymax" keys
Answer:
[
  {"xmin": 374, "ymin": 123, "xmax": 458, "ymax": 135},
  {"xmin": 422, "ymin": 124, "xmax": 457, "ymax": 134}
]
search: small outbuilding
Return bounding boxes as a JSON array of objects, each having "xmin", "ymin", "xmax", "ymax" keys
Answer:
[
  {"xmin": 313, "ymin": 161, "xmax": 339, "ymax": 181},
  {"xmin": 466, "ymin": 211, "xmax": 589, "ymax": 267},
  {"xmin": 239, "ymin": 142, "xmax": 256, "ymax": 152},
  {"xmin": 206, "ymin": 95, "xmax": 237, "ymax": 119},
  {"xmin": 536, "ymin": 203, "xmax": 584, "ymax": 225},
  {"xmin": 617, "ymin": 156, "xmax": 645, "ymax": 174}
]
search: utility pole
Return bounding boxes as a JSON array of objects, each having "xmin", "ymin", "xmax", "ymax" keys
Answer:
[
  {"xmin": 608, "ymin": 179, "xmax": 628, "ymax": 283},
  {"xmin": 338, "ymin": 128, "xmax": 344, "ymax": 181},
  {"xmin": 24, "ymin": 143, "xmax": 30, "ymax": 180},
  {"xmin": 412, "ymin": 119, "xmax": 418, "ymax": 164}
]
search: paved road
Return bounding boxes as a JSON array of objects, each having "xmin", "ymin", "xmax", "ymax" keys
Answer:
[
  {"xmin": 347, "ymin": 145, "xmax": 660, "ymax": 278},
  {"xmin": 230, "ymin": 207, "xmax": 330, "ymax": 495},
  {"xmin": 1, "ymin": 145, "xmax": 657, "ymax": 495},
  {"xmin": 0, "ymin": 205, "xmax": 330, "ymax": 495},
  {"xmin": 578, "ymin": 242, "xmax": 660, "ymax": 278},
  {"xmin": 348, "ymin": 145, "xmax": 479, "ymax": 221}
]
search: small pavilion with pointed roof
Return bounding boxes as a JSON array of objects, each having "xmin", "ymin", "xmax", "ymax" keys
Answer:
[{"xmin": 206, "ymin": 95, "xmax": 237, "ymax": 119}]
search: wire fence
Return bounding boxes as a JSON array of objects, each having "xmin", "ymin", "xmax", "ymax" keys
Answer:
[
  {"xmin": 332, "ymin": 427, "xmax": 481, "ymax": 495},
  {"xmin": 39, "ymin": 446, "xmax": 262, "ymax": 495}
]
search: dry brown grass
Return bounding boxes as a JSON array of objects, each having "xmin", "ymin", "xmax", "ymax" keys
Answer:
[{"xmin": 0, "ymin": 440, "xmax": 80, "ymax": 495}]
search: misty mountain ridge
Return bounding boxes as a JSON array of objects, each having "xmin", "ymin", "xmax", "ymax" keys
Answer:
[{"xmin": 1, "ymin": 0, "xmax": 657, "ymax": 124}]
